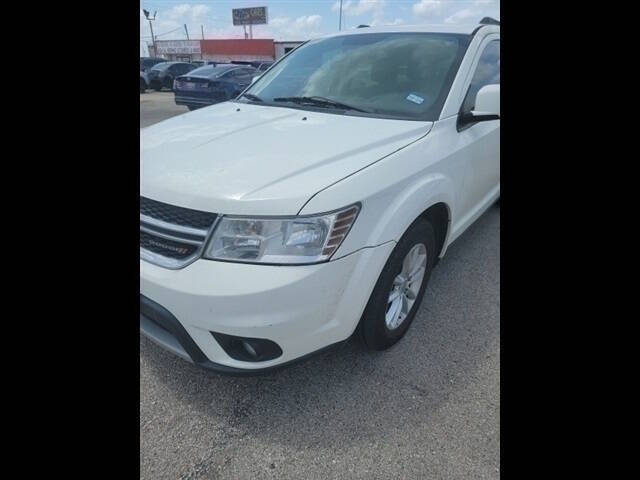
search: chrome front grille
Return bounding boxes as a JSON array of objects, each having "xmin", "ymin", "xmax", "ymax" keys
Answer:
[{"xmin": 140, "ymin": 197, "xmax": 218, "ymax": 269}]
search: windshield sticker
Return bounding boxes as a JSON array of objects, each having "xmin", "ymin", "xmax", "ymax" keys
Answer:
[{"xmin": 406, "ymin": 93, "xmax": 425, "ymax": 105}]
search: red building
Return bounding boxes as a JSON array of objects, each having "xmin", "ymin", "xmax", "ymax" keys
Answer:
[
  {"xmin": 200, "ymin": 39, "xmax": 275, "ymax": 62},
  {"xmin": 154, "ymin": 39, "xmax": 276, "ymax": 63}
]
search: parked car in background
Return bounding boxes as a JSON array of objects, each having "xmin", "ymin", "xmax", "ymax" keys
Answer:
[
  {"xmin": 255, "ymin": 61, "xmax": 274, "ymax": 72},
  {"xmin": 230, "ymin": 60, "xmax": 274, "ymax": 70},
  {"xmin": 140, "ymin": 71, "xmax": 149, "ymax": 93},
  {"xmin": 249, "ymin": 62, "xmax": 274, "ymax": 84},
  {"xmin": 191, "ymin": 60, "xmax": 218, "ymax": 68},
  {"xmin": 140, "ymin": 21, "xmax": 500, "ymax": 374},
  {"xmin": 173, "ymin": 64, "xmax": 256, "ymax": 110},
  {"xmin": 147, "ymin": 62, "xmax": 197, "ymax": 91},
  {"xmin": 140, "ymin": 57, "xmax": 166, "ymax": 73},
  {"xmin": 230, "ymin": 60, "xmax": 254, "ymax": 67}
]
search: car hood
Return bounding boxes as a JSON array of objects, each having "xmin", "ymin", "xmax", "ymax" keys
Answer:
[{"xmin": 140, "ymin": 102, "xmax": 432, "ymax": 215}]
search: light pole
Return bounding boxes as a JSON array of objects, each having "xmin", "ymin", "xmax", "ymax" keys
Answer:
[
  {"xmin": 143, "ymin": 9, "xmax": 157, "ymax": 57},
  {"xmin": 339, "ymin": 0, "xmax": 343, "ymax": 31}
]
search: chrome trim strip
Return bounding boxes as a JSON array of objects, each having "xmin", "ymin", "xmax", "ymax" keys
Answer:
[
  {"xmin": 140, "ymin": 224, "xmax": 202, "ymax": 246},
  {"xmin": 140, "ymin": 247, "xmax": 201, "ymax": 270},
  {"xmin": 140, "ymin": 213, "xmax": 209, "ymax": 238}
]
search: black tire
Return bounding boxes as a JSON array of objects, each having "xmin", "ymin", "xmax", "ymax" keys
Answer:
[
  {"xmin": 140, "ymin": 79, "xmax": 146, "ymax": 93},
  {"xmin": 187, "ymin": 105, "xmax": 198, "ymax": 111},
  {"xmin": 358, "ymin": 217, "xmax": 436, "ymax": 350}
]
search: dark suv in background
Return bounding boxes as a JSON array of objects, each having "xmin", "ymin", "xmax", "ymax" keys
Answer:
[
  {"xmin": 147, "ymin": 62, "xmax": 197, "ymax": 91},
  {"xmin": 140, "ymin": 57, "xmax": 166, "ymax": 73}
]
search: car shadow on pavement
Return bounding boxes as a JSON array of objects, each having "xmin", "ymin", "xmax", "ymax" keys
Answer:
[{"xmin": 140, "ymin": 203, "xmax": 500, "ymax": 450}]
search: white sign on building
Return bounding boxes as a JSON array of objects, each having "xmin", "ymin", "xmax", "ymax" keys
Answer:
[{"xmin": 156, "ymin": 40, "xmax": 201, "ymax": 55}]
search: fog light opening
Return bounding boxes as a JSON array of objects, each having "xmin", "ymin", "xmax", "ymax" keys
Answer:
[
  {"xmin": 211, "ymin": 331, "xmax": 283, "ymax": 362},
  {"xmin": 241, "ymin": 340, "xmax": 258, "ymax": 358}
]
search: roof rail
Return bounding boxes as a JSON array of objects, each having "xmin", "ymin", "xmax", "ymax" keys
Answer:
[{"xmin": 479, "ymin": 17, "xmax": 500, "ymax": 26}]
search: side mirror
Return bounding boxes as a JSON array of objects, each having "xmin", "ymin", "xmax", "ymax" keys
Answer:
[
  {"xmin": 470, "ymin": 84, "xmax": 500, "ymax": 121},
  {"xmin": 251, "ymin": 74, "xmax": 261, "ymax": 84},
  {"xmin": 459, "ymin": 84, "xmax": 500, "ymax": 128}
]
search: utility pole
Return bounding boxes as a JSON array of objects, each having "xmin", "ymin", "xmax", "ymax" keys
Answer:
[
  {"xmin": 184, "ymin": 24, "xmax": 189, "ymax": 40},
  {"xmin": 149, "ymin": 21, "xmax": 156, "ymax": 56},
  {"xmin": 201, "ymin": 25, "xmax": 204, "ymax": 59},
  {"xmin": 339, "ymin": 0, "xmax": 343, "ymax": 31},
  {"xmin": 143, "ymin": 10, "xmax": 157, "ymax": 57}
]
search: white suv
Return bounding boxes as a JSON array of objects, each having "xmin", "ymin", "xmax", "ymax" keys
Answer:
[{"xmin": 140, "ymin": 21, "xmax": 500, "ymax": 374}]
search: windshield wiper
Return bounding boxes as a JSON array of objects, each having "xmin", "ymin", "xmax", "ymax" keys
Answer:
[
  {"xmin": 273, "ymin": 96, "xmax": 370, "ymax": 113},
  {"xmin": 239, "ymin": 92, "xmax": 263, "ymax": 102}
]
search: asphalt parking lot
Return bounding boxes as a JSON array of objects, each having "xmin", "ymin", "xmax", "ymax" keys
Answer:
[
  {"xmin": 140, "ymin": 90, "xmax": 189, "ymax": 128},
  {"xmin": 140, "ymin": 93, "xmax": 500, "ymax": 479}
]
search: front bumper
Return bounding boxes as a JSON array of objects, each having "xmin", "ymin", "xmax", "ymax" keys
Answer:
[
  {"xmin": 147, "ymin": 76, "xmax": 166, "ymax": 89},
  {"xmin": 174, "ymin": 93, "xmax": 225, "ymax": 107},
  {"xmin": 140, "ymin": 242, "xmax": 395, "ymax": 373}
]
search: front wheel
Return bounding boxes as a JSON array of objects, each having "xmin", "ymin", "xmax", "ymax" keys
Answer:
[{"xmin": 358, "ymin": 217, "xmax": 436, "ymax": 350}]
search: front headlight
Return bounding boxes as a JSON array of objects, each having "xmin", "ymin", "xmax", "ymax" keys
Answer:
[{"xmin": 203, "ymin": 204, "xmax": 360, "ymax": 265}]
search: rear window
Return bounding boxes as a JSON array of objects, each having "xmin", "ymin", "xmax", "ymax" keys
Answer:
[
  {"xmin": 217, "ymin": 67, "xmax": 243, "ymax": 77},
  {"xmin": 187, "ymin": 65, "xmax": 218, "ymax": 76}
]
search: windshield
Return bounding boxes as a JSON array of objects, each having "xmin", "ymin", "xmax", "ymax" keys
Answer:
[{"xmin": 242, "ymin": 32, "xmax": 470, "ymax": 121}]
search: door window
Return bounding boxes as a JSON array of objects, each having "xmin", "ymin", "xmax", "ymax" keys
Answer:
[{"xmin": 460, "ymin": 40, "xmax": 500, "ymax": 114}]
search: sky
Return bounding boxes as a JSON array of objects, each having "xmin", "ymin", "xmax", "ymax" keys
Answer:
[{"xmin": 140, "ymin": 0, "xmax": 500, "ymax": 43}]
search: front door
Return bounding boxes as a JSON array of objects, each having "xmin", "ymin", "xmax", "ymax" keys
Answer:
[{"xmin": 456, "ymin": 38, "xmax": 501, "ymax": 217}]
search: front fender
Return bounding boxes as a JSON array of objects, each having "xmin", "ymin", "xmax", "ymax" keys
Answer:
[
  {"xmin": 299, "ymin": 138, "xmax": 458, "ymax": 260},
  {"xmin": 364, "ymin": 173, "xmax": 454, "ymax": 252}
]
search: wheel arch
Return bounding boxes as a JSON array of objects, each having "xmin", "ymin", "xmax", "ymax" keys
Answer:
[
  {"xmin": 360, "ymin": 173, "xmax": 455, "ymax": 258},
  {"xmin": 419, "ymin": 201, "xmax": 451, "ymax": 259}
]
